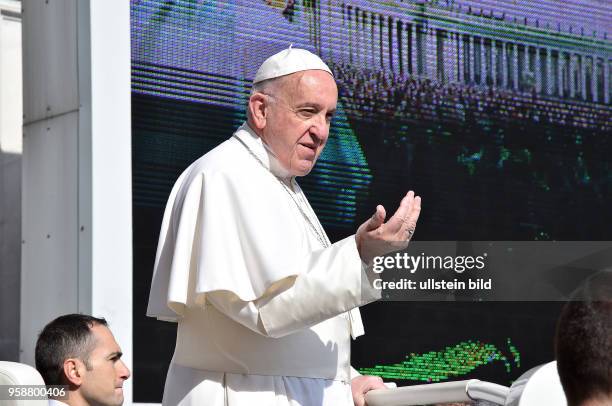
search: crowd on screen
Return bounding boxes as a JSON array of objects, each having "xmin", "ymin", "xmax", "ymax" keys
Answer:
[{"xmin": 330, "ymin": 61, "xmax": 611, "ymax": 132}]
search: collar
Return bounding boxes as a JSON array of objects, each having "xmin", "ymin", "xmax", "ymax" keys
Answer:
[{"xmin": 234, "ymin": 123, "xmax": 293, "ymax": 181}]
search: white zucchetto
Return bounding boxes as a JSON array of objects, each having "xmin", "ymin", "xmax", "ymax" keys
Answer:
[{"xmin": 253, "ymin": 46, "xmax": 333, "ymax": 84}]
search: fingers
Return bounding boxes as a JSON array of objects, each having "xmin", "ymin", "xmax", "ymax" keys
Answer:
[
  {"xmin": 356, "ymin": 205, "xmax": 387, "ymax": 264},
  {"xmin": 408, "ymin": 196, "xmax": 422, "ymax": 227},
  {"xmin": 387, "ymin": 191, "xmax": 416, "ymax": 233},
  {"xmin": 401, "ymin": 195, "xmax": 421, "ymax": 240},
  {"xmin": 352, "ymin": 376, "xmax": 386, "ymax": 406},
  {"xmin": 360, "ymin": 376, "xmax": 386, "ymax": 406},
  {"xmin": 364, "ymin": 205, "xmax": 386, "ymax": 232},
  {"xmin": 364, "ymin": 376, "xmax": 386, "ymax": 391}
]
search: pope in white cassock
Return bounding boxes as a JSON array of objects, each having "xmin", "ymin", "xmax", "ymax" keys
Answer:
[{"xmin": 147, "ymin": 47, "xmax": 422, "ymax": 406}]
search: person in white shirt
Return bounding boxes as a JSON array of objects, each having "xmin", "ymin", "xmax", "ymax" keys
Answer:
[
  {"xmin": 147, "ymin": 47, "xmax": 422, "ymax": 406},
  {"xmin": 35, "ymin": 314, "xmax": 131, "ymax": 406}
]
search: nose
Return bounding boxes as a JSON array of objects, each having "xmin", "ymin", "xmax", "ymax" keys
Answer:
[
  {"xmin": 118, "ymin": 360, "xmax": 131, "ymax": 380},
  {"xmin": 309, "ymin": 113, "xmax": 330, "ymax": 143}
]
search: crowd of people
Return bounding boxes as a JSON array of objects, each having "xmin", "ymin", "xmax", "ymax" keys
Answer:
[
  {"xmin": 330, "ymin": 61, "xmax": 612, "ymax": 132},
  {"xmin": 330, "ymin": 60, "xmax": 611, "ymax": 241}
]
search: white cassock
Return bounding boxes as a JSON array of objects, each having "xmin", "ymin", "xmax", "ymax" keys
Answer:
[{"xmin": 147, "ymin": 122, "xmax": 381, "ymax": 406}]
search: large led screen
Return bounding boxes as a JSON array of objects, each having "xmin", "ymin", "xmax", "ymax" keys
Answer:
[{"xmin": 130, "ymin": 0, "xmax": 611, "ymax": 401}]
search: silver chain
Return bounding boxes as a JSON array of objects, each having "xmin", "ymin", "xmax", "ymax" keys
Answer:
[{"xmin": 233, "ymin": 135, "xmax": 330, "ymax": 248}]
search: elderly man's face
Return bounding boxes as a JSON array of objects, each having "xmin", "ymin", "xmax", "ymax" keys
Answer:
[{"xmin": 261, "ymin": 70, "xmax": 337, "ymax": 177}]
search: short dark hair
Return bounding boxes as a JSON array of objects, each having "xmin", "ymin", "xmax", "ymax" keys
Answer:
[
  {"xmin": 35, "ymin": 314, "xmax": 108, "ymax": 386},
  {"xmin": 555, "ymin": 272, "xmax": 612, "ymax": 406}
]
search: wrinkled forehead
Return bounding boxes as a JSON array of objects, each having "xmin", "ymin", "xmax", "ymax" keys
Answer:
[{"xmin": 278, "ymin": 70, "xmax": 338, "ymax": 103}]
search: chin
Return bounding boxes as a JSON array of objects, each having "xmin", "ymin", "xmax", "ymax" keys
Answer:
[
  {"xmin": 293, "ymin": 168, "xmax": 313, "ymax": 177},
  {"xmin": 292, "ymin": 161, "xmax": 316, "ymax": 177},
  {"xmin": 113, "ymin": 390, "xmax": 125, "ymax": 405}
]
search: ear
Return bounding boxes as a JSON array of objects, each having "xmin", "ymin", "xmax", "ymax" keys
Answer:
[
  {"xmin": 248, "ymin": 92, "xmax": 268, "ymax": 131},
  {"xmin": 63, "ymin": 358, "xmax": 84, "ymax": 387}
]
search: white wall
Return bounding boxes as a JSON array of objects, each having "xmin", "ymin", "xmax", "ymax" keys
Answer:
[
  {"xmin": 21, "ymin": 0, "xmax": 132, "ymax": 402},
  {"xmin": 0, "ymin": 0, "xmax": 22, "ymax": 362}
]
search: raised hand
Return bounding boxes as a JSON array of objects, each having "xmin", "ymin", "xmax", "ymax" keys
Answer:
[{"xmin": 355, "ymin": 191, "xmax": 422, "ymax": 264}]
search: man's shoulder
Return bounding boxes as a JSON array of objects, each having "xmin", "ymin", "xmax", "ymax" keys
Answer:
[
  {"xmin": 186, "ymin": 136, "xmax": 248, "ymax": 177},
  {"xmin": 194, "ymin": 136, "xmax": 239, "ymax": 167},
  {"xmin": 175, "ymin": 135, "xmax": 259, "ymax": 192}
]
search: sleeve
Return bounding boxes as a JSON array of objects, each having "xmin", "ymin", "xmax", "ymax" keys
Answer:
[
  {"xmin": 204, "ymin": 235, "xmax": 381, "ymax": 339},
  {"xmin": 257, "ymin": 235, "xmax": 381, "ymax": 338}
]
